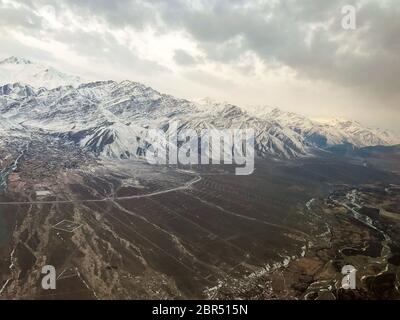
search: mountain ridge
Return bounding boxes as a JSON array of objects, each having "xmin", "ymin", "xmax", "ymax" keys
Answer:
[
  {"xmin": 0, "ymin": 56, "xmax": 82, "ymax": 89},
  {"xmin": 0, "ymin": 56, "xmax": 399, "ymax": 161}
]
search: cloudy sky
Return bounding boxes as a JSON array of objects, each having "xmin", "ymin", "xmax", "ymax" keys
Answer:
[{"xmin": 0, "ymin": 0, "xmax": 399, "ymax": 130}]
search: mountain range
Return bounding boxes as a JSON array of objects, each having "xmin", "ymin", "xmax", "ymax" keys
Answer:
[{"xmin": 0, "ymin": 56, "xmax": 399, "ymax": 161}]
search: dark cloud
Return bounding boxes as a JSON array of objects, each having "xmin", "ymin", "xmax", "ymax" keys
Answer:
[
  {"xmin": 17, "ymin": 0, "xmax": 396, "ymax": 98},
  {"xmin": 149, "ymin": 0, "xmax": 399, "ymax": 98},
  {"xmin": 17, "ymin": 0, "xmax": 158, "ymax": 29},
  {"xmin": 173, "ymin": 49, "xmax": 197, "ymax": 66},
  {"xmin": 0, "ymin": 1, "xmax": 43, "ymax": 30},
  {"xmin": 66, "ymin": 0, "xmax": 156, "ymax": 29}
]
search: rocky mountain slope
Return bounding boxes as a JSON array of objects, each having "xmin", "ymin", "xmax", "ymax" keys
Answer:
[{"xmin": 0, "ymin": 57, "xmax": 398, "ymax": 161}]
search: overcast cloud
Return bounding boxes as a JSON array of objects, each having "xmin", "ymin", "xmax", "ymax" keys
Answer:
[{"xmin": 0, "ymin": 0, "xmax": 399, "ymax": 130}]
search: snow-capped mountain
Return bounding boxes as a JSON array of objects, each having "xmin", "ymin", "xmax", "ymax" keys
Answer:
[
  {"xmin": 0, "ymin": 80, "xmax": 310, "ymax": 159},
  {"xmin": 0, "ymin": 56, "xmax": 398, "ymax": 161},
  {"xmin": 0, "ymin": 56, "xmax": 82, "ymax": 89},
  {"xmin": 313, "ymin": 118, "xmax": 400, "ymax": 147},
  {"xmin": 248, "ymin": 107, "xmax": 400, "ymax": 148}
]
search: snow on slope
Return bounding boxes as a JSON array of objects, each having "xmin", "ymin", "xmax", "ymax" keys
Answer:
[
  {"xmin": 0, "ymin": 56, "xmax": 82, "ymax": 89},
  {"xmin": 313, "ymin": 118, "xmax": 400, "ymax": 147},
  {"xmin": 248, "ymin": 107, "xmax": 400, "ymax": 148},
  {"xmin": 0, "ymin": 115, "xmax": 22, "ymax": 132},
  {"xmin": 0, "ymin": 56, "xmax": 398, "ymax": 162},
  {"xmin": 0, "ymin": 79, "xmax": 311, "ymax": 159},
  {"xmin": 195, "ymin": 100, "xmax": 309, "ymax": 158},
  {"xmin": 0, "ymin": 115, "xmax": 29, "ymax": 139}
]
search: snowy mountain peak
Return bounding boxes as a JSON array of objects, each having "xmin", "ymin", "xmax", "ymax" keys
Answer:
[
  {"xmin": 312, "ymin": 117, "xmax": 400, "ymax": 147},
  {"xmin": 0, "ymin": 56, "xmax": 33, "ymax": 65},
  {"xmin": 0, "ymin": 56, "xmax": 82, "ymax": 89},
  {"xmin": 196, "ymin": 98, "xmax": 247, "ymax": 116},
  {"xmin": 314, "ymin": 117, "xmax": 361, "ymax": 127}
]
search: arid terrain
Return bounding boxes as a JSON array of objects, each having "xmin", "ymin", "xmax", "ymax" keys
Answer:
[{"xmin": 1, "ymin": 135, "xmax": 399, "ymax": 300}]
